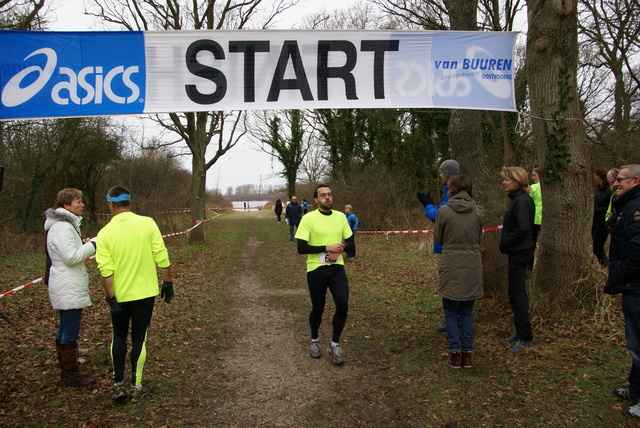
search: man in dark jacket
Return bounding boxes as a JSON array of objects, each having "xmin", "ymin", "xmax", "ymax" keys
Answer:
[
  {"xmin": 285, "ymin": 196, "xmax": 303, "ymax": 241},
  {"xmin": 500, "ymin": 166, "xmax": 535, "ymax": 354},
  {"xmin": 605, "ymin": 164, "xmax": 640, "ymax": 419}
]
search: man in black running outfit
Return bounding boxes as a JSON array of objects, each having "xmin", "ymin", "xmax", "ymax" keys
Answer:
[{"xmin": 295, "ymin": 184, "xmax": 355, "ymax": 365}]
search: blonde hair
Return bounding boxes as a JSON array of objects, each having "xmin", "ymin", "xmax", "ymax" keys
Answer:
[
  {"xmin": 502, "ymin": 167, "xmax": 531, "ymax": 194},
  {"xmin": 55, "ymin": 188, "xmax": 82, "ymax": 208},
  {"xmin": 345, "ymin": 204, "xmax": 353, "ymax": 211}
]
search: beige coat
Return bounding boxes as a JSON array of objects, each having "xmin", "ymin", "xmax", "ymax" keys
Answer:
[{"xmin": 433, "ymin": 191, "xmax": 484, "ymax": 301}]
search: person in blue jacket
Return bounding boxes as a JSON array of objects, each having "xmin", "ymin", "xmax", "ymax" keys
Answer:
[
  {"xmin": 417, "ymin": 159, "xmax": 460, "ymax": 254},
  {"xmin": 344, "ymin": 204, "xmax": 359, "ymax": 259}
]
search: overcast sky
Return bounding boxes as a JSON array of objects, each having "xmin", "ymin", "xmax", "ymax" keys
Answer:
[{"xmin": 48, "ymin": 0, "xmax": 359, "ymax": 193}]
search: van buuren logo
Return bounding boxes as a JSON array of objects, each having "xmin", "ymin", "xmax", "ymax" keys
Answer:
[{"xmin": 1, "ymin": 47, "xmax": 141, "ymax": 108}]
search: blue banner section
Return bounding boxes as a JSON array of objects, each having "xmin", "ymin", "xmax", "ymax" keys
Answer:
[
  {"xmin": 430, "ymin": 32, "xmax": 516, "ymax": 110},
  {"xmin": 0, "ymin": 31, "xmax": 146, "ymax": 119}
]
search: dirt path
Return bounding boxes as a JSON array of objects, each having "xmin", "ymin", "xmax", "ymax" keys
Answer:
[{"xmin": 204, "ymin": 234, "xmax": 374, "ymax": 427}]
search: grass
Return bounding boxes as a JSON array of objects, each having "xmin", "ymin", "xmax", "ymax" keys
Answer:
[{"xmin": 0, "ymin": 210, "xmax": 636, "ymax": 426}]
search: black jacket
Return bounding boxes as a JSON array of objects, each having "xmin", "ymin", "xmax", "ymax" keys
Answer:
[
  {"xmin": 593, "ymin": 184, "xmax": 612, "ymax": 226},
  {"xmin": 604, "ymin": 185, "xmax": 640, "ymax": 295},
  {"xmin": 500, "ymin": 188, "xmax": 535, "ymax": 255}
]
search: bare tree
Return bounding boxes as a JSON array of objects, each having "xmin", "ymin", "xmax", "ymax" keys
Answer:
[
  {"xmin": 526, "ymin": 0, "xmax": 592, "ymax": 303},
  {"xmin": 0, "ymin": 0, "xmax": 45, "ymax": 29},
  {"xmin": 86, "ymin": 0, "xmax": 298, "ymax": 242},
  {"xmin": 251, "ymin": 110, "xmax": 308, "ymax": 198},
  {"xmin": 299, "ymin": 135, "xmax": 330, "ymax": 185},
  {"xmin": 578, "ymin": 0, "xmax": 640, "ymax": 165}
]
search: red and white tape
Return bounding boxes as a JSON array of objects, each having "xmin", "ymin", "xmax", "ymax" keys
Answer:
[
  {"xmin": 358, "ymin": 225, "xmax": 503, "ymax": 235},
  {"xmin": 1, "ymin": 213, "xmax": 217, "ymax": 300}
]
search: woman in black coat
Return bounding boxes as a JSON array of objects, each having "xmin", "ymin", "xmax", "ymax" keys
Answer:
[
  {"xmin": 500, "ymin": 166, "xmax": 535, "ymax": 354},
  {"xmin": 592, "ymin": 167, "xmax": 612, "ymax": 267},
  {"xmin": 274, "ymin": 199, "xmax": 283, "ymax": 224}
]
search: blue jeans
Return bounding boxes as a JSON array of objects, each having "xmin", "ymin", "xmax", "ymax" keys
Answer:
[
  {"xmin": 289, "ymin": 222, "xmax": 299, "ymax": 240},
  {"xmin": 622, "ymin": 294, "xmax": 640, "ymax": 397},
  {"xmin": 57, "ymin": 309, "xmax": 82, "ymax": 344},
  {"xmin": 442, "ymin": 298, "xmax": 475, "ymax": 352}
]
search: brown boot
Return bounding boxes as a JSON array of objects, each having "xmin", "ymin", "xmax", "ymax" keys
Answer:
[
  {"xmin": 57, "ymin": 339, "xmax": 88, "ymax": 382},
  {"xmin": 448, "ymin": 351, "xmax": 462, "ymax": 369},
  {"xmin": 462, "ymin": 351, "xmax": 472, "ymax": 368},
  {"xmin": 59, "ymin": 341, "xmax": 95, "ymax": 387}
]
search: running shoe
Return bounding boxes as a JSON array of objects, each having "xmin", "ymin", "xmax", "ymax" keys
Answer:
[
  {"xmin": 130, "ymin": 384, "xmax": 151, "ymax": 404},
  {"xmin": 309, "ymin": 342, "xmax": 321, "ymax": 359},
  {"xmin": 329, "ymin": 343, "xmax": 345, "ymax": 365}
]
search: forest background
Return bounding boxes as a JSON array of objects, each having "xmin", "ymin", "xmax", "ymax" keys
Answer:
[{"xmin": 1, "ymin": 0, "xmax": 639, "ymax": 309}]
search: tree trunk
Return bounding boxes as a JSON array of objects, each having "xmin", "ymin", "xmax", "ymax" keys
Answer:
[
  {"xmin": 445, "ymin": 0, "xmax": 508, "ymax": 297},
  {"xmin": 449, "ymin": 110, "xmax": 509, "ymax": 297},
  {"xmin": 526, "ymin": 0, "xmax": 592, "ymax": 304},
  {"xmin": 189, "ymin": 145, "xmax": 206, "ymax": 244}
]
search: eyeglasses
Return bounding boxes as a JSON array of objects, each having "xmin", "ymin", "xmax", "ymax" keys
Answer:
[{"xmin": 615, "ymin": 176, "xmax": 637, "ymax": 183}]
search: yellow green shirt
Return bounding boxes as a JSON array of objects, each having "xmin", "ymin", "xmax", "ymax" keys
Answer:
[
  {"xmin": 530, "ymin": 182, "xmax": 542, "ymax": 225},
  {"xmin": 96, "ymin": 211, "xmax": 170, "ymax": 303},
  {"xmin": 295, "ymin": 209, "xmax": 353, "ymax": 272}
]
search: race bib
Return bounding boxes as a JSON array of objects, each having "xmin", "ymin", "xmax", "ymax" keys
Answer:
[{"xmin": 319, "ymin": 252, "xmax": 341, "ymax": 265}]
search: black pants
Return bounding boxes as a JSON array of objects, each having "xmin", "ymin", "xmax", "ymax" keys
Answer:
[
  {"xmin": 591, "ymin": 223, "xmax": 609, "ymax": 266},
  {"xmin": 307, "ymin": 265, "xmax": 349, "ymax": 343},
  {"xmin": 110, "ymin": 296, "xmax": 155, "ymax": 385},
  {"xmin": 528, "ymin": 224, "xmax": 541, "ymax": 270},
  {"xmin": 508, "ymin": 253, "xmax": 533, "ymax": 342}
]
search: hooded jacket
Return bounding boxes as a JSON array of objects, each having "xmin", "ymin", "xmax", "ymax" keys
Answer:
[
  {"xmin": 433, "ymin": 191, "xmax": 484, "ymax": 301},
  {"xmin": 604, "ymin": 184, "xmax": 640, "ymax": 295},
  {"xmin": 44, "ymin": 208, "xmax": 96, "ymax": 310}
]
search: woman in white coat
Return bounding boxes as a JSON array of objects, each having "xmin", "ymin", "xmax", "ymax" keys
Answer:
[{"xmin": 44, "ymin": 188, "xmax": 96, "ymax": 386}]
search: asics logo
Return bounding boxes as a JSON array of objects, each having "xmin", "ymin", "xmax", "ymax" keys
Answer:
[{"xmin": 1, "ymin": 48, "xmax": 141, "ymax": 108}]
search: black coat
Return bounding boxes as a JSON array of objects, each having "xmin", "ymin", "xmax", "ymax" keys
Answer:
[
  {"xmin": 500, "ymin": 188, "xmax": 535, "ymax": 255},
  {"xmin": 604, "ymin": 185, "xmax": 640, "ymax": 295},
  {"xmin": 274, "ymin": 200, "xmax": 283, "ymax": 216},
  {"xmin": 593, "ymin": 184, "xmax": 612, "ymax": 226}
]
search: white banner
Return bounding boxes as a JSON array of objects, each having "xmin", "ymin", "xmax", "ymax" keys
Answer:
[{"xmin": 0, "ymin": 30, "xmax": 518, "ymax": 120}]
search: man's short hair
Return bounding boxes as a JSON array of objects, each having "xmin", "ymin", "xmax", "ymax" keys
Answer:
[
  {"xmin": 55, "ymin": 188, "xmax": 82, "ymax": 208},
  {"xmin": 107, "ymin": 185, "xmax": 131, "ymax": 208},
  {"xmin": 314, "ymin": 184, "xmax": 330, "ymax": 198},
  {"xmin": 621, "ymin": 164, "xmax": 640, "ymax": 180},
  {"xmin": 448, "ymin": 174, "xmax": 473, "ymax": 198}
]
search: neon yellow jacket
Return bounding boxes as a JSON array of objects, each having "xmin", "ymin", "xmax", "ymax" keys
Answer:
[
  {"xmin": 96, "ymin": 211, "xmax": 170, "ymax": 303},
  {"xmin": 530, "ymin": 182, "xmax": 542, "ymax": 226}
]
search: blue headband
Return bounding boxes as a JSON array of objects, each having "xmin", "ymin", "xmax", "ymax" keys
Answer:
[{"xmin": 106, "ymin": 194, "xmax": 131, "ymax": 202}]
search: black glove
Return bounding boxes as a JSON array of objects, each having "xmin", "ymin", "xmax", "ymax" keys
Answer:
[
  {"xmin": 105, "ymin": 296, "xmax": 121, "ymax": 314},
  {"xmin": 161, "ymin": 281, "xmax": 174, "ymax": 303},
  {"xmin": 417, "ymin": 191, "xmax": 434, "ymax": 207}
]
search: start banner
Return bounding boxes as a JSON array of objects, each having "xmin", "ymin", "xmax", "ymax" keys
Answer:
[{"xmin": 0, "ymin": 30, "xmax": 517, "ymax": 120}]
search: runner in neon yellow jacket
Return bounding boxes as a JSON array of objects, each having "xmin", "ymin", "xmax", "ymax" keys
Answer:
[{"xmin": 96, "ymin": 185, "xmax": 173, "ymax": 403}]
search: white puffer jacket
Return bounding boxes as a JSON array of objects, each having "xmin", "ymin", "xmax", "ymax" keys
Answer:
[{"xmin": 44, "ymin": 208, "xmax": 96, "ymax": 310}]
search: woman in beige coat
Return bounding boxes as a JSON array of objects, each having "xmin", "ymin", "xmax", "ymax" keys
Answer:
[{"xmin": 433, "ymin": 175, "xmax": 484, "ymax": 369}]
